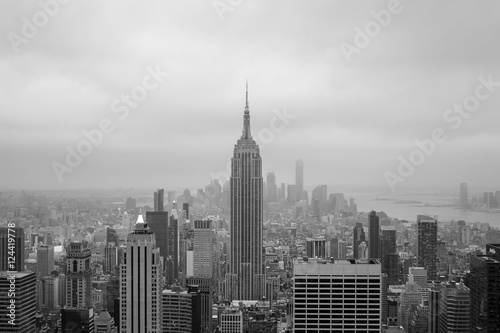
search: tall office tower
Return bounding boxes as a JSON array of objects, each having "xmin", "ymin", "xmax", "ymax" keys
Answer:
[
  {"xmin": 416, "ymin": 215, "xmax": 438, "ymax": 280},
  {"xmin": 459, "ymin": 183, "xmax": 468, "ymax": 209},
  {"xmin": 293, "ymin": 257, "xmax": 382, "ymax": 332},
  {"xmin": 154, "ymin": 188, "xmax": 164, "ymax": 212},
  {"xmin": 166, "ymin": 211, "xmax": 179, "ymax": 286},
  {"xmin": 295, "ymin": 159, "xmax": 304, "ymax": 202},
  {"xmin": 330, "ymin": 238, "xmax": 339, "ymax": 258},
  {"xmin": 380, "ymin": 226, "xmax": 398, "ymax": 284},
  {"xmin": 280, "ymin": 183, "xmax": 286, "ymax": 201},
  {"xmin": 338, "ymin": 240, "xmax": 347, "ymax": 259},
  {"xmin": 368, "ymin": 211, "xmax": 380, "ymax": 260},
  {"xmin": 397, "ymin": 283, "xmax": 422, "ymax": 332},
  {"xmin": 193, "ymin": 219, "xmax": 213, "ymax": 278},
  {"xmin": 95, "ymin": 310, "xmax": 117, "ymax": 333},
  {"xmin": 287, "ymin": 184, "xmax": 298, "ymax": 204},
  {"xmin": 145, "ymin": 211, "xmax": 169, "ymax": 265},
  {"xmin": 186, "ymin": 278, "xmax": 211, "ymax": 332},
  {"xmin": 106, "ymin": 227, "xmax": 119, "ymax": 246},
  {"xmin": 353, "ymin": 222, "xmax": 366, "ymax": 259},
  {"xmin": 266, "ymin": 171, "xmax": 278, "ymax": 203},
  {"xmin": 306, "ymin": 238, "xmax": 326, "ymax": 259},
  {"xmin": 161, "ymin": 286, "xmax": 194, "ymax": 333},
  {"xmin": 182, "ymin": 203, "xmax": 189, "ymax": 220},
  {"xmin": 125, "ymin": 197, "xmax": 136, "ymax": 211},
  {"xmin": 409, "ymin": 267, "xmax": 428, "ymax": 300},
  {"xmin": 438, "ymin": 281, "xmax": 470, "ymax": 333},
  {"xmin": 428, "ymin": 282, "xmax": 440, "ymax": 333},
  {"xmin": 66, "ymin": 241, "xmax": 92, "ymax": 308},
  {"xmin": 37, "ymin": 244, "xmax": 54, "ymax": 276},
  {"xmin": 0, "ymin": 271, "xmax": 36, "ymax": 332},
  {"xmin": 40, "ymin": 274, "xmax": 60, "ymax": 311},
  {"xmin": 103, "ymin": 243, "xmax": 117, "ymax": 274},
  {"xmin": 0, "ymin": 227, "xmax": 25, "ymax": 272},
  {"xmin": 467, "ymin": 243, "xmax": 500, "ymax": 332},
  {"xmin": 120, "ymin": 214, "xmax": 161, "ymax": 333},
  {"xmin": 226, "ymin": 84, "xmax": 265, "ymax": 301}
]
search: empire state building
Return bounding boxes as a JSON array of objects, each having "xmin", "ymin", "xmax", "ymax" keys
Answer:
[{"xmin": 226, "ymin": 84, "xmax": 265, "ymax": 301}]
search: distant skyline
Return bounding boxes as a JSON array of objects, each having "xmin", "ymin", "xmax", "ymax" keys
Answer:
[{"xmin": 1, "ymin": 1, "xmax": 500, "ymax": 191}]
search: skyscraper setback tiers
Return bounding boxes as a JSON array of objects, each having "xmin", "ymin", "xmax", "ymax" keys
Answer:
[{"xmin": 226, "ymin": 84, "xmax": 265, "ymax": 301}]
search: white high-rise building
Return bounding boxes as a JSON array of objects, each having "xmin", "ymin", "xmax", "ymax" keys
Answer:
[
  {"xmin": 408, "ymin": 267, "xmax": 428, "ymax": 300},
  {"xmin": 120, "ymin": 214, "xmax": 161, "ymax": 333},
  {"xmin": 293, "ymin": 258, "xmax": 382, "ymax": 332},
  {"xmin": 220, "ymin": 309, "xmax": 244, "ymax": 333}
]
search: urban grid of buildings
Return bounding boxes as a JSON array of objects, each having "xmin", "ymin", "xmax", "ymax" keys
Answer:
[{"xmin": 0, "ymin": 88, "xmax": 500, "ymax": 332}]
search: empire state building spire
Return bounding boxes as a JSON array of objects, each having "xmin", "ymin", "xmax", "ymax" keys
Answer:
[{"xmin": 242, "ymin": 80, "xmax": 252, "ymax": 140}]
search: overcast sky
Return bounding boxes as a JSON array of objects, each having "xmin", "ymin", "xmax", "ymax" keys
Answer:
[{"xmin": 1, "ymin": 0, "xmax": 499, "ymax": 192}]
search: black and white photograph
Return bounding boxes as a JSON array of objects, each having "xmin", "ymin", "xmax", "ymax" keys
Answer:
[{"xmin": 1, "ymin": 1, "xmax": 499, "ymax": 332}]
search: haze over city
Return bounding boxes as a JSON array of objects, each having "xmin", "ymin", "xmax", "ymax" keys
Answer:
[{"xmin": 1, "ymin": 0, "xmax": 500, "ymax": 191}]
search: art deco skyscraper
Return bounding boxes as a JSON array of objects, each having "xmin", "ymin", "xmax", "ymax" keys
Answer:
[
  {"xmin": 120, "ymin": 214, "xmax": 161, "ymax": 333},
  {"xmin": 226, "ymin": 83, "xmax": 265, "ymax": 301}
]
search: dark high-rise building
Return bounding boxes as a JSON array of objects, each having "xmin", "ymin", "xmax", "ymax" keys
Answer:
[
  {"xmin": 0, "ymin": 271, "xmax": 36, "ymax": 332},
  {"xmin": 306, "ymin": 238, "xmax": 326, "ymax": 259},
  {"xmin": 353, "ymin": 223, "xmax": 366, "ymax": 259},
  {"xmin": 459, "ymin": 183, "xmax": 468, "ymax": 209},
  {"xmin": 467, "ymin": 243, "xmax": 500, "ymax": 332},
  {"xmin": 154, "ymin": 188, "xmax": 164, "ymax": 212},
  {"xmin": 295, "ymin": 159, "xmax": 304, "ymax": 202},
  {"xmin": 37, "ymin": 244, "xmax": 54, "ymax": 277},
  {"xmin": 0, "ymin": 227, "xmax": 25, "ymax": 272},
  {"xmin": 380, "ymin": 226, "xmax": 398, "ymax": 284},
  {"xmin": 417, "ymin": 215, "xmax": 438, "ymax": 280},
  {"xmin": 106, "ymin": 227, "xmax": 119, "ymax": 246},
  {"xmin": 330, "ymin": 238, "xmax": 339, "ymax": 258},
  {"xmin": 125, "ymin": 197, "xmax": 136, "ymax": 211},
  {"xmin": 226, "ymin": 84, "xmax": 265, "ymax": 301},
  {"xmin": 61, "ymin": 308, "xmax": 95, "ymax": 333},
  {"xmin": 166, "ymin": 211, "xmax": 179, "ymax": 286},
  {"xmin": 266, "ymin": 171, "xmax": 278, "ymax": 203},
  {"xmin": 183, "ymin": 203, "xmax": 189, "ymax": 220},
  {"xmin": 186, "ymin": 278, "xmax": 212, "ymax": 332},
  {"xmin": 145, "ymin": 211, "xmax": 169, "ymax": 267},
  {"xmin": 369, "ymin": 211, "xmax": 380, "ymax": 260}
]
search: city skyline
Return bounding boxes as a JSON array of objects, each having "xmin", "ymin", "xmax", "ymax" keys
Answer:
[{"xmin": 1, "ymin": 1, "xmax": 500, "ymax": 191}]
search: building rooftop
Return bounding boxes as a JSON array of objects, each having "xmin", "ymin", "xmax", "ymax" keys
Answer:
[{"xmin": 294, "ymin": 257, "xmax": 381, "ymax": 265}]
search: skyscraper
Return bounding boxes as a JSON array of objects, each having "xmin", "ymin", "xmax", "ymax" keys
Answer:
[
  {"xmin": 293, "ymin": 257, "xmax": 382, "ymax": 332},
  {"xmin": 417, "ymin": 215, "xmax": 437, "ymax": 280},
  {"xmin": 145, "ymin": 211, "xmax": 169, "ymax": 268},
  {"xmin": 266, "ymin": 171, "xmax": 278, "ymax": 203},
  {"xmin": 193, "ymin": 219, "xmax": 213, "ymax": 278},
  {"xmin": 37, "ymin": 244, "xmax": 54, "ymax": 277},
  {"xmin": 65, "ymin": 241, "xmax": 92, "ymax": 308},
  {"xmin": 380, "ymin": 226, "xmax": 398, "ymax": 285},
  {"xmin": 369, "ymin": 211, "xmax": 380, "ymax": 260},
  {"xmin": 438, "ymin": 281, "xmax": 470, "ymax": 333},
  {"xmin": 295, "ymin": 159, "xmax": 304, "ymax": 202},
  {"xmin": 161, "ymin": 286, "xmax": 194, "ymax": 333},
  {"xmin": 120, "ymin": 214, "xmax": 161, "ymax": 333},
  {"xmin": 154, "ymin": 189, "xmax": 164, "ymax": 212},
  {"xmin": 227, "ymin": 83, "xmax": 265, "ymax": 301},
  {"xmin": 459, "ymin": 183, "xmax": 468, "ymax": 209},
  {"xmin": 353, "ymin": 222, "xmax": 366, "ymax": 259},
  {"xmin": 0, "ymin": 271, "xmax": 36, "ymax": 332},
  {"xmin": 0, "ymin": 227, "xmax": 25, "ymax": 272},
  {"xmin": 467, "ymin": 243, "xmax": 500, "ymax": 332},
  {"xmin": 305, "ymin": 238, "xmax": 326, "ymax": 259}
]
